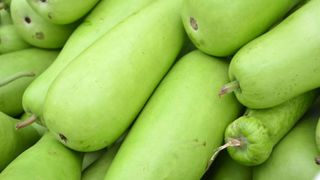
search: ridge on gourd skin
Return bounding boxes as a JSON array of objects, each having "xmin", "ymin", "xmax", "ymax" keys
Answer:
[
  {"xmin": 224, "ymin": 91, "xmax": 316, "ymax": 166},
  {"xmin": 10, "ymin": 0, "xmax": 77, "ymax": 49},
  {"xmin": 22, "ymin": 0, "xmax": 154, "ymax": 126},
  {"xmin": 0, "ymin": 48, "xmax": 57, "ymax": 117},
  {"xmin": 219, "ymin": 0, "xmax": 320, "ymax": 109},
  {"xmin": 252, "ymin": 111, "xmax": 320, "ymax": 180},
  {"xmin": 104, "ymin": 50, "xmax": 242, "ymax": 180},
  {"xmin": 0, "ymin": 133, "xmax": 83, "ymax": 180},
  {"xmin": 27, "ymin": 0, "xmax": 100, "ymax": 24},
  {"xmin": 181, "ymin": 0, "xmax": 302, "ymax": 57},
  {"xmin": 43, "ymin": 0, "xmax": 186, "ymax": 152},
  {"xmin": 0, "ymin": 111, "xmax": 40, "ymax": 171}
]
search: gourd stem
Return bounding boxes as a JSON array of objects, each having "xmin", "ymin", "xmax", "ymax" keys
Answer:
[
  {"xmin": 206, "ymin": 138, "xmax": 241, "ymax": 171},
  {"xmin": 16, "ymin": 114, "xmax": 37, "ymax": 129},
  {"xmin": 0, "ymin": 71, "xmax": 35, "ymax": 87},
  {"xmin": 219, "ymin": 81, "xmax": 240, "ymax": 97}
]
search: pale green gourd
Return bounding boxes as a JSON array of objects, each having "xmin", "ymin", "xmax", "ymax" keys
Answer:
[{"xmin": 104, "ymin": 50, "xmax": 242, "ymax": 180}]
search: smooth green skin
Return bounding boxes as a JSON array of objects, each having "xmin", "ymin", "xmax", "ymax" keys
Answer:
[
  {"xmin": 225, "ymin": 91, "xmax": 316, "ymax": 166},
  {"xmin": 0, "ymin": 132, "xmax": 82, "ymax": 179},
  {"xmin": 104, "ymin": 50, "xmax": 242, "ymax": 180},
  {"xmin": 43, "ymin": 0, "xmax": 186, "ymax": 152},
  {"xmin": 27, "ymin": 0, "xmax": 100, "ymax": 24},
  {"xmin": 316, "ymin": 117, "xmax": 320, "ymax": 151},
  {"xmin": 204, "ymin": 151, "xmax": 252, "ymax": 180},
  {"xmin": 0, "ymin": 25, "xmax": 31, "ymax": 54},
  {"xmin": 0, "ymin": 48, "xmax": 57, "ymax": 117},
  {"xmin": 253, "ymin": 113, "xmax": 320, "ymax": 180},
  {"xmin": 181, "ymin": 0, "xmax": 301, "ymax": 57},
  {"xmin": 82, "ymin": 142, "xmax": 121, "ymax": 180},
  {"xmin": 22, "ymin": 0, "xmax": 154, "ymax": 124},
  {"xmin": 10, "ymin": 0, "xmax": 77, "ymax": 49},
  {"xmin": 0, "ymin": 111, "xmax": 40, "ymax": 171},
  {"xmin": 228, "ymin": 0, "xmax": 320, "ymax": 109}
]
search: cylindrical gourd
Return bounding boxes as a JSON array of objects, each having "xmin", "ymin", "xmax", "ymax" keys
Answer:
[
  {"xmin": 0, "ymin": 48, "xmax": 57, "ymax": 117},
  {"xmin": 43, "ymin": 0, "xmax": 186, "ymax": 152},
  {"xmin": 221, "ymin": 0, "xmax": 320, "ymax": 108},
  {"xmin": 252, "ymin": 112, "xmax": 320, "ymax": 180},
  {"xmin": 224, "ymin": 91, "xmax": 316, "ymax": 166},
  {"xmin": 181, "ymin": 0, "xmax": 302, "ymax": 57},
  {"xmin": 0, "ymin": 132, "xmax": 82, "ymax": 180},
  {"xmin": 22, "ymin": 0, "xmax": 154, "ymax": 124},
  {"xmin": 10, "ymin": 0, "xmax": 77, "ymax": 48},
  {"xmin": 104, "ymin": 50, "xmax": 242, "ymax": 180},
  {"xmin": 0, "ymin": 111, "xmax": 40, "ymax": 171}
]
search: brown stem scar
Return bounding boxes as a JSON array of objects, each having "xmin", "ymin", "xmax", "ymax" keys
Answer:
[{"xmin": 16, "ymin": 114, "xmax": 37, "ymax": 129}]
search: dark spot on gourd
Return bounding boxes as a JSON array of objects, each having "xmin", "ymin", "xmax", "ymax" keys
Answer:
[
  {"xmin": 59, "ymin": 133, "xmax": 68, "ymax": 143},
  {"xmin": 189, "ymin": 17, "xmax": 198, "ymax": 31},
  {"xmin": 35, "ymin": 32, "xmax": 44, "ymax": 40},
  {"xmin": 202, "ymin": 141, "xmax": 206, "ymax": 146},
  {"xmin": 39, "ymin": 0, "xmax": 47, "ymax": 2},
  {"xmin": 24, "ymin": 16, "xmax": 31, "ymax": 24},
  {"xmin": 48, "ymin": 13, "xmax": 52, "ymax": 19},
  {"xmin": 315, "ymin": 157, "xmax": 320, "ymax": 165}
]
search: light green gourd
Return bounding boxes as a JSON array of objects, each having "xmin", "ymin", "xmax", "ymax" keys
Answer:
[
  {"xmin": 104, "ymin": 50, "xmax": 242, "ymax": 180},
  {"xmin": 22, "ymin": 0, "xmax": 154, "ymax": 125},
  {"xmin": 224, "ymin": 91, "xmax": 316, "ymax": 166},
  {"xmin": 0, "ymin": 132, "xmax": 82, "ymax": 180},
  {"xmin": 221, "ymin": 0, "xmax": 320, "ymax": 108},
  {"xmin": 181, "ymin": 0, "xmax": 302, "ymax": 57},
  {"xmin": 43, "ymin": 0, "xmax": 186, "ymax": 152}
]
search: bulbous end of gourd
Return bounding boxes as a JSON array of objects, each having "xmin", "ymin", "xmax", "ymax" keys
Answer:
[{"xmin": 224, "ymin": 116, "xmax": 273, "ymax": 166}]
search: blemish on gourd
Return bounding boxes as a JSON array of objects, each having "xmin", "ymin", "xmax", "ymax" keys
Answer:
[
  {"xmin": 48, "ymin": 13, "xmax": 52, "ymax": 19},
  {"xmin": 59, "ymin": 133, "xmax": 68, "ymax": 143},
  {"xmin": 189, "ymin": 17, "xmax": 198, "ymax": 31},
  {"xmin": 24, "ymin": 16, "xmax": 31, "ymax": 24},
  {"xmin": 35, "ymin": 32, "xmax": 45, "ymax": 40}
]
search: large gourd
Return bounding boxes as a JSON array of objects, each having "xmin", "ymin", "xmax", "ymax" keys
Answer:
[{"xmin": 43, "ymin": 0, "xmax": 186, "ymax": 152}]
